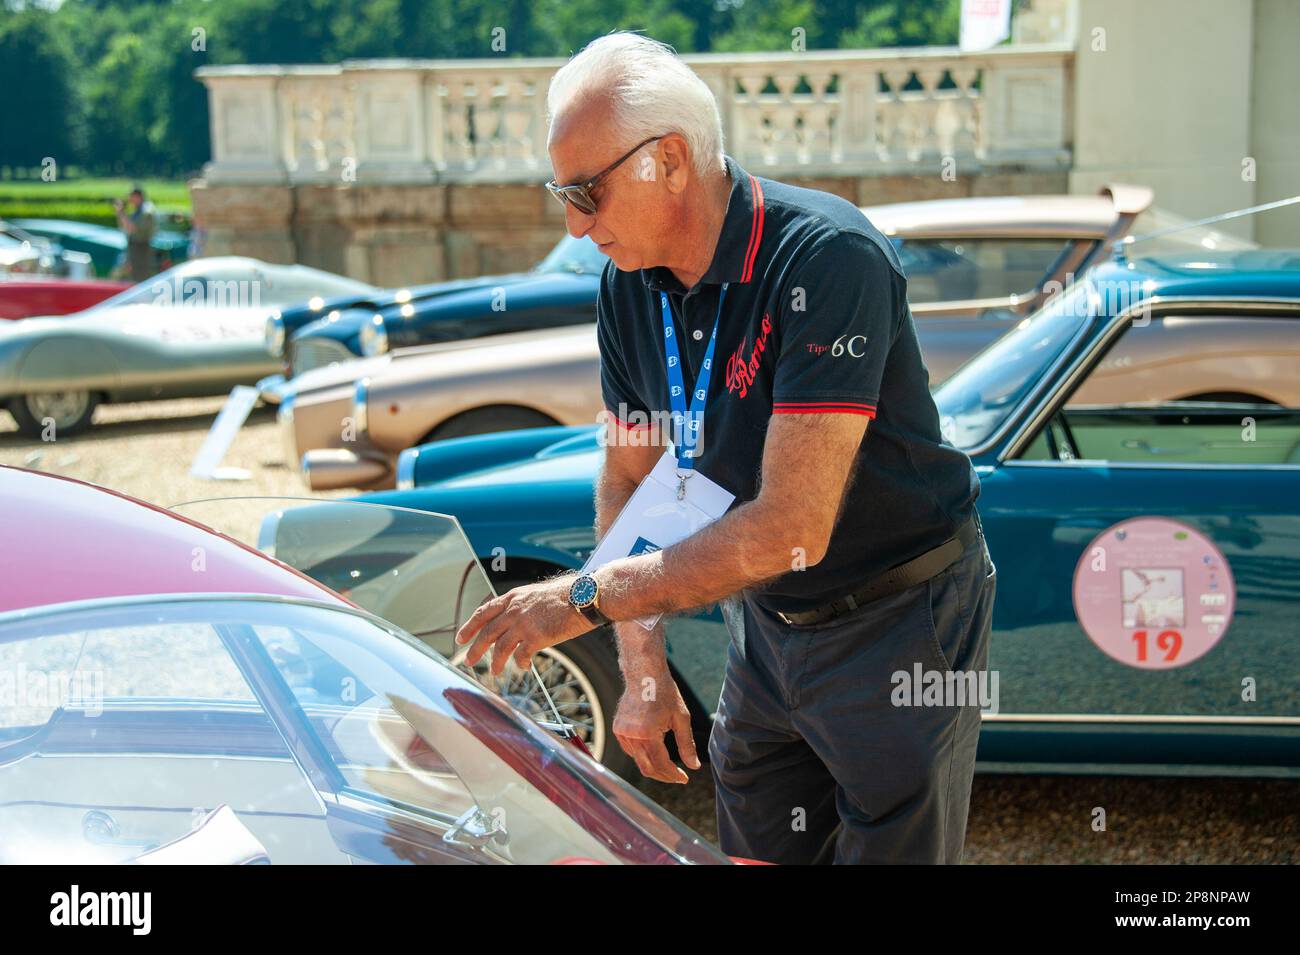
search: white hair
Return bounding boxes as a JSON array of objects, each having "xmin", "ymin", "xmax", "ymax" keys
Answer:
[{"xmin": 546, "ymin": 32, "xmax": 726, "ymax": 179}]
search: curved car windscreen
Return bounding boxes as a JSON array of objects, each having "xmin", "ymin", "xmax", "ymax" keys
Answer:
[
  {"xmin": 893, "ymin": 236, "xmax": 1072, "ymax": 304},
  {"xmin": 934, "ymin": 283, "xmax": 1096, "ymax": 450},
  {"xmin": 0, "ymin": 594, "xmax": 726, "ymax": 865}
]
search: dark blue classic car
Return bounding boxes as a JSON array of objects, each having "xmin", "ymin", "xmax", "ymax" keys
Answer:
[
  {"xmin": 259, "ymin": 235, "xmax": 606, "ymax": 399},
  {"xmin": 330, "ymin": 249, "xmax": 1300, "ymax": 781}
]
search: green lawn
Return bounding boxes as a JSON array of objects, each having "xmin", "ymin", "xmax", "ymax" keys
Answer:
[{"xmin": 0, "ymin": 177, "xmax": 191, "ymax": 227}]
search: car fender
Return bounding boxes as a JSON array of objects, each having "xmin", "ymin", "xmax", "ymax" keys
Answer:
[{"xmin": 16, "ymin": 336, "xmax": 120, "ymax": 393}]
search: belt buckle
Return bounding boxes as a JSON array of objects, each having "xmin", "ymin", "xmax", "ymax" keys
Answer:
[{"xmin": 777, "ymin": 611, "xmax": 794, "ymax": 626}]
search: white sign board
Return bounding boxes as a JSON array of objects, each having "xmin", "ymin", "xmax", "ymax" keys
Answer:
[
  {"xmin": 960, "ymin": 0, "xmax": 1012, "ymax": 52},
  {"xmin": 190, "ymin": 386, "xmax": 259, "ymax": 481}
]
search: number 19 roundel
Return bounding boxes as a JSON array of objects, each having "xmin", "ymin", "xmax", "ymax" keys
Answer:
[{"xmin": 1072, "ymin": 517, "xmax": 1234, "ymax": 670}]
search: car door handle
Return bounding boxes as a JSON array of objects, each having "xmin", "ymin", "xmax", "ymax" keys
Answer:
[{"xmin": 442, "ymin": 806, "xmax": 509, "ymax": 851}]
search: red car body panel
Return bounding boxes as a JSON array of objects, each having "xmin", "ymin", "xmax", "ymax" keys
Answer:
[
  {"xmin": 0, "ymin": 279, "xmax": 132, "ymax": 320},
  {"xmin": 0, "ymin": 466, "xmax": 347, "ymax": 614}
]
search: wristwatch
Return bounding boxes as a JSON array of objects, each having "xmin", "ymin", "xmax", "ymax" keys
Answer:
[{"xmin": 567, "ymin": 574, "xmax": 611, "ymax": 627}]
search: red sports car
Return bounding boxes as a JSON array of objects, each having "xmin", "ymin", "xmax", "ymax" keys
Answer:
[
  {"xmin": 0, "ymin": 467, "xmax": 732, "ymax": 865},
  {"xmin": 0, "ymin": 279, "xmax": 132, "ymax": 320}
]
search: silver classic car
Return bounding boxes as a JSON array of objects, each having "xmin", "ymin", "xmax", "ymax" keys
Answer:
[{"xmin": 0, "ymin": 257, "xmax": 375, "ymax": 437}]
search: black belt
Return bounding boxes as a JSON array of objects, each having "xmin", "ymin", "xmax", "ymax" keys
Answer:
[{"xmin": 775, "ymin": 515, "xmax": 980, "ymax": 627}]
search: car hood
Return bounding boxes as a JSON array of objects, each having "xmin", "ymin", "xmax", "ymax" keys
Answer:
[
  {"xmin": 371, "ymin": 269, "xmax": 536, "ymax": 307},
  {"xmin": 280, "ymin": 269, "xmax": 538, "ymax": 333},
  {"xmin": 293, "ymin": 272, "xmax": 599, "ymax": 348},
  {"xmin": 406, "ymin": 426, "xmax": 602, "ymax": 500},
  {"xmin": 282, "ymin": 320, "xmax": 595, "ymax": 400},
  {"xmin": 357, "ymin": 444, "xmax": 604, "ymax": 552},
  {"xmin": 435, "ymin": 443, "xmax": 603, "ymax": 492}
]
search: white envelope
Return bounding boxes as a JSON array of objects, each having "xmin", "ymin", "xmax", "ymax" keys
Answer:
[{"xmin": 580, "ymin": 451, "xmax": 736, "ymax": 629}]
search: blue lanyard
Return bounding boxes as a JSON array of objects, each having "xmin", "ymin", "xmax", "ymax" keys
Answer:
[{"xmin": 660, "ymin": 283, "xmax": 728, "ymax": 475}]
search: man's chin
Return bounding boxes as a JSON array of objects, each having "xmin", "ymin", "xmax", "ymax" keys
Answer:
[{"xmin": 604, "ymin": 248, "xmax": 639, "ymax": 272}]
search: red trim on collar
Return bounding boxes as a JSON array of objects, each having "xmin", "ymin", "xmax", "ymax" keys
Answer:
[{"xmin": 740, "ymin": 175, "xmax": 765, "ymax": 283}]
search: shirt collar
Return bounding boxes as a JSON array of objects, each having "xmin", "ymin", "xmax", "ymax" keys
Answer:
[{"xmin": 640, "ymin": 154, "xmax": 766, "ymax": 293}]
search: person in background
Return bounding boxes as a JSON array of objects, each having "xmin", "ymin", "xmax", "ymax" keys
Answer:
[
  {"xmin": 113, "ymin": 185, "xmax": 156, "ymax": 282},
  {"xmin": 187, "ymin": 215, "xmax": 206, "ymax": 261}
]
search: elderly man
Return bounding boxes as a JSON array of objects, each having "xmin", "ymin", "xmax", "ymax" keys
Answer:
[{"xmin": 456, "ymin": 33, "xmax": 996, "ymax": 865}]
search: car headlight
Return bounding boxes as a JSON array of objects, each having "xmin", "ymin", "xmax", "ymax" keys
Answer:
[
  {"xmin": 360, "ymin": 313, "xmax": 388, "ymax": 356},
  {"xmin": 265, "ymin": 312, "xmax": 286, "ymax": 357},
  {"xmin": 353, "ymin": 378, "xmax": 370, "ymax": 435}
]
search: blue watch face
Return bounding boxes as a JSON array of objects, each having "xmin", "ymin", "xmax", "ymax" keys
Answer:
[{"xmin": 570, "ymin": 576, "xmax": 597, "ymax": 607}]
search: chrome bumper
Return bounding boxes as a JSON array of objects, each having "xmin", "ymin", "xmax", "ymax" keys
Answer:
[{"xmin": 301, "ymin": 447, "xmax": 392, "ymax": 491}]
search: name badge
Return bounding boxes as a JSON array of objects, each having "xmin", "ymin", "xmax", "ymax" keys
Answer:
[{"xmin": 579, "ymin": 451, "xmax": 735, "ymax": 630}]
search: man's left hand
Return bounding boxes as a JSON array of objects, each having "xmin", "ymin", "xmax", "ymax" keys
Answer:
[{"xmin": 454, "ymin": 575, "xmax": 591, "ymax": 676}]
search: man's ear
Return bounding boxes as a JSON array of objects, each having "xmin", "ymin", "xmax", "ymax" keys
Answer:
[{"xmin": 660, "ymin": 134, "xmax": 692, "ymax": 195}]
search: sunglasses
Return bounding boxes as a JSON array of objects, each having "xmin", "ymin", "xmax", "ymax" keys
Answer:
[{"xmin": 545, "ymin": 136, "xmax": 662, "ymax": 215}]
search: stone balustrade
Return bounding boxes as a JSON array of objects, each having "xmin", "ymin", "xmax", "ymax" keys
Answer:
[
  {"xmin": 198, "ymin": 44, "xmax": 1072, "ymax": 187},
  {"xmin": 192, "ymin": 43, "xmax": 1074, "ymax": 283}
]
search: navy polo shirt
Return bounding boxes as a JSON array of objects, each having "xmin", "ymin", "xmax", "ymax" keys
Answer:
[{"xmin": 596, "ymin": 154, "xmax": 979, "ymax": 614}]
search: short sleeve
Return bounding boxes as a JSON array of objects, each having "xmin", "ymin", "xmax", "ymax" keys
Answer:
[
  {"xmin": 596, "ymin": 264, "xmax": 653, "ymax": 431},
  {"xmin": 770, "ymin": 231, "xmax": 904, "ymax": 420}
]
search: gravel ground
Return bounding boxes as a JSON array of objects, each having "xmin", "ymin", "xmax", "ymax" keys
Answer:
[
  {"xmin": 0, "ymin": 396, "xmax": 315, "ymax": 506},
  {"xmin": 4, "ymin": 396, "xmax": 1297, "ymax": 864},
  {"xmin": 644, "ymin": 770, "xmax": 1300, "ymax": 864}
]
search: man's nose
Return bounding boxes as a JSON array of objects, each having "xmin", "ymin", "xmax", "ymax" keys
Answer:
[{"xmin": 564, "ymin": 202, "xmax": 596, "ymax": 238}]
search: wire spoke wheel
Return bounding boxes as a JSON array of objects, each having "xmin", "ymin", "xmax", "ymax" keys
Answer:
[{"xmin": 493, "ymin": 647, "xmax": 605, "ymax": 762}]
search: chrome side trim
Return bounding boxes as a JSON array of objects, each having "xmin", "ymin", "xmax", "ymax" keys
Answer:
[
  {"xmin": 982, "ymin": 712, "xmax": 1300, "ymax": 725},
  {"xmin": 1001, "ymin": 459, "xmax": 1300, "ymax": 472}
]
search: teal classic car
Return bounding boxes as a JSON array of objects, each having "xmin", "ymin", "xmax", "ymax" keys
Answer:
[
  {"xmin": 12, "ymin": 218, "xmax": 190, "ymax": 277},
  {"xmin": 279, "ymin": 249, "xmax": 1300, "ymax": 781}
]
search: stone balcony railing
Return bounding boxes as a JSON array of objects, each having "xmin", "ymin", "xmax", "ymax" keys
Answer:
[{"xmin": 197, "ymin": 44, "xmax": 1074, "ymax": 187}]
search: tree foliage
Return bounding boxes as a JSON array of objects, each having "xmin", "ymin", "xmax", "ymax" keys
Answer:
[{"xmin": 1, "ymin": 0, "xmax": 960, "ymax": 177}]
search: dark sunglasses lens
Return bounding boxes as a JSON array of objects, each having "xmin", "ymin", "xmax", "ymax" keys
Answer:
[
  {"xmin": 569, "ymin": 189, "xmax": 597, "ymax": 215},
  {"xmin": 546, "ymin": 182, "xmax": 597, "ymax": 215}
]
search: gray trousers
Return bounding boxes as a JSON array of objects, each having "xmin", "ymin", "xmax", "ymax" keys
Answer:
[{"xmin": 710, "ymin": 521, "xmax": 996, "ymax": 864}]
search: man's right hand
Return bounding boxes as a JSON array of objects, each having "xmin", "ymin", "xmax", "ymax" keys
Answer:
[{"xmin": 613, "ymin": 661, "xmax": 701, "ymax": 785}]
